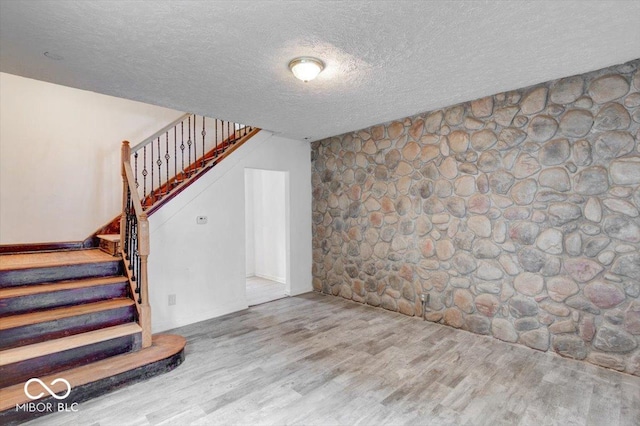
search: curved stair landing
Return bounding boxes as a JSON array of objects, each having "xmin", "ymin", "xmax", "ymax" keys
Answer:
[{"xmin": 0, "ymin": 333, "xmax": 186, "ymax": 425}]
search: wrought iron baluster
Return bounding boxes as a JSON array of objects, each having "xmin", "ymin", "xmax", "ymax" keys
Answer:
[
  {"xmin": 142, "ymin": 146, "xmax": 148, "ymax": 199},
  {"xmin": 180, "ymin": 121, "xmax": 185, "ymax": 179},
  {"xmin": 202, "ymin": 116, "xmax": 206, "ymax": 168},
  {"xmin": 136, "ymin": 250, "xmax": 142, "ymax": 303},
  {"xmin": 221, "ymin": 120, "xmax": 226, "ymax": 152},
  {"xmin": 215, "ymin": 119, "xmax": 218, "ymax": 157},
  {"xmin": 127, "ymin": 207, "xmax": 134, "ymax": 269},
  {"xmin": 124, "ymin": 188, "xmax": 131, "ymax": 260},
  {"xmin": 187, "ymin": 116, "xmax": 192, "ymax": 177},
  {"xmin": 150, "ymin": 139, "xmax": 155, "ymax": 198},
  {"xmin": 134, "ymin": 152, "xmax": 139, "ymax": 190},
  {"xmin": 131, "ymin": 217, "xmax": 138, "ymax": 280},
  {"xmin": 156, "ymin": 137, "xmax": 162, "ymax": 198},
  {"xmin": 165, "ymin": 131, "xmax": 170, "ymax": 190},
  {"xmin": 173, "ymin": 126, "xmax": 177, "ymax": 187},
  {"xmin": 189, "ymin": 114, "xmax": 198, "ymax": 173},
  {"xmin": 193, "ymin": 115, "xmax": 197, "ymax": 171}
]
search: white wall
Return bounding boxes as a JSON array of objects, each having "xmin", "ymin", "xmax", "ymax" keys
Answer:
[
  {"xmin": 0, "ymin": 72, "xmax": 183, "ymax": 244},
  {"xmin": 148, "ymin": 131, "xmax": 312, "ymax": 332},
  {"xmin": 245, "ymin": 175, "xmax": 256, "ymax": 277},
  {"xmin": 245, "ymin": 169, "xmax": 287, "ymax": 283}
]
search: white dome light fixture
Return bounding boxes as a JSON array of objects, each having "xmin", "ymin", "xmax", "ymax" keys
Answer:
[{"xmin": 288, "ymin": 57, "xmax": 324, "ymax": 82}]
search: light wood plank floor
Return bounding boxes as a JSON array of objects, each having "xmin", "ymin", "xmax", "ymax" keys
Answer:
[
  {"xmin": 25, "ymin": 293, "xmax": 640, "ymax": 426},
  {"xmin": 246, "ymin": 276, "xmax": 287, "ymax": 306}
]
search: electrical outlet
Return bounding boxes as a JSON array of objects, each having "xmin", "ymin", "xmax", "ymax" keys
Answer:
[
  {"xmin": 196, "ymin": 216, "xmax": 208, "ymax": 225},
  {"xmin": 168, "ymin": 294, "xmax": 176, "ymax": 306}
]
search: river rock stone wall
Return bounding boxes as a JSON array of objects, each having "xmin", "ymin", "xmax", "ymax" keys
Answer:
[{"xmin": 311, "ymin": 59, "xmax": 640, "ymax": 376}]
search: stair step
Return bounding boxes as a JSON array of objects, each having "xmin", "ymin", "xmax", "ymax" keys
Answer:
[
  {"xmin": 0, "ymin": 249, "xmax": 122, "ymax": 287},
  {"xmin": 0, "ymin": 323, "xmax": 142, "ymax": 388},
  {"xmin": 0, "ymin": 276, "xmax": 128, "ymax": 315},
  {"xmin": 0, "ymin": 334, "xmax": 186, "ymax": 424},
  {"xmin": 0, "ymin": 299, "xmax": 136, "ymax": 350}
]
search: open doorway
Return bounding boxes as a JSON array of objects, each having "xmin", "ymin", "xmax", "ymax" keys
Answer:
[{"xmin": 245, "ymin": 168, "xmax": 290, "ymax": 306}]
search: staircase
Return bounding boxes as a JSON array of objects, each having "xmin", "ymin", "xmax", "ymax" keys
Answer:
[
  {"xmin": 0, "ymin": 113, "xmax": 258, "ymax": 424},
  {"xmin": 0, "ymin": 248, "xmax": 185, "ymax": 424}
]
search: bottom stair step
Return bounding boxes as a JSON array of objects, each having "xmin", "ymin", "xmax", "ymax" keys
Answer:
[
  {"xmin": 0, "ymin": 323, "xmax": 142, "ymax": 388},
  {"xmin": 0, "ymin": 334, "xmax": 186, "ymax": 425}
]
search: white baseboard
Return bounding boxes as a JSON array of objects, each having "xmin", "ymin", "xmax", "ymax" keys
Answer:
[
  {"xmin": 254, "ymin": 272, "xmax": 286, "ymax": 284},
  {"xmin": 152, "ymin": 300, "xmax": 247, "ymax": 333}
]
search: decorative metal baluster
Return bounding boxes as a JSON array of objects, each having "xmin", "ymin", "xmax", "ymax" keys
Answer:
[
  {"xmin": 127, "ymin": 201, "xmax": 134, "ymax": 268},
  {"xmin": 221, "ymin": 120, "xmax": 226, "ymax": 152},
  {"xmin": 136, "ymin": 246, "xmax": 142, "ymax": 303},
  {"xmin": 124, "ymin": 188, "xmax": 131, "ymax": 261},
  {"xmin": 215, "ymin": 119, "xmax": 218, "ymax": 158},
  {"xmin": 201, "ymin": 116, "xmax": 206, "ymax": 168},
  {"xmin": 156, "ymin": 137, "xmax": 162, "ymax": 198},
  {"xmin": 193, "ymin": 115, "xmax": 197, "ymax": 171},
  {"xmin": 142, "ymin": 146, "xmax": 148, "ymax": 199},
  {"xmin": 134, "ymin": 152, "xmax": 139, "ymax": 190},
  {"xmin": 187, "ymin": 116, "xmax": 192, "ymax": 177},
  {"xmin": 173, "ymin": 126, "xmax": 177, "ymax": 187},
  {"xmin": 131, "ymin": 216, "xmax": 138, "ymax": 281},
  {"xmin": 165, "ymin": 131, "xmax": 170, "ymax": 190},
  {"xmin": 150, "ymin": 139, "xmax": 154, "ymax": 200},
  {"xmin": 180, "ymin": 122, "xmax": 185, "ymax": 180}
]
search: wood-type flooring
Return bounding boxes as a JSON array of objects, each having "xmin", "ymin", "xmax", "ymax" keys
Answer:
[
  {"xmin": 23, "ymin": 292, "xmax": 640, "ymax": 426},
  {"xmin": 246, "ymin": 276, "xmax": 287, "ymax": 307}
]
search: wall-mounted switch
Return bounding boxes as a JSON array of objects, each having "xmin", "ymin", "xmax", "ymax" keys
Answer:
[
  {"xmin": 196, "ymin": 216, "xmax": 208, "ymax": 225},
  {"xmin": 168, "ymin": 294, "xmax": 176, "ymax": 306}
]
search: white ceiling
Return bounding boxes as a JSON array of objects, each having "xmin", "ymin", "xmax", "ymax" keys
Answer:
[{"xmin": 1, "ymin": 1, "xmax": 639, "ymax": 141}]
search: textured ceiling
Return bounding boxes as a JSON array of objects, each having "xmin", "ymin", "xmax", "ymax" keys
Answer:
[{"xmin": 1, "ymin": 1, "xmax": 639, "ymax": 141}]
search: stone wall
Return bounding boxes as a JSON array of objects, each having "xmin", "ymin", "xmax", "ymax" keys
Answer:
[{"xmin": 311, "ymin": 59, "xmax": 640, "ymax": 376}]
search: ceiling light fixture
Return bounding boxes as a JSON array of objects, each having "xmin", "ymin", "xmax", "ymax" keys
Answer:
[{"xmin": 288, "ymin": 57, "xmax": 324, "ymax": 82}]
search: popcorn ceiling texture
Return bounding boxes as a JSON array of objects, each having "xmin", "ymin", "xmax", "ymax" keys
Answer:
[{"xmin": 311, "ymin": 59, "xmax": 640, "ymax": 376}]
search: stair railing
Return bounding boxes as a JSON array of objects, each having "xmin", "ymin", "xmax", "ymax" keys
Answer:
[
  {"xmin": 120, "ymin": 114, "xmax": 258, "ymax": 349},
  {"xmin": 120, "ymin": 141, "xmax": 152, "ymax": 348},
  {"xmin": 128, "ymin": 113, "xmax": 255, "ymax": 211}
]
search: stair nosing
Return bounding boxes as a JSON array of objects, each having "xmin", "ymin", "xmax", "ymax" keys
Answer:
[
  {"xmin": 0, "ymin": 298, "xmax": 135, "ymax": 331},
  {"xmin": 0, "ymin": 323, "xmax": 142, "ymax": 366},
  {"xmin": 0, "ymin": 276, "xmax": 127, "ymax": 299}
]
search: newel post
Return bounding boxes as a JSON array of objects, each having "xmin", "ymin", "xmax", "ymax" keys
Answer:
[
  {"xmin": 138, "ymin": 212, "xmax": 152, "ymax": 348},
  {"xmin": 120, "ymin": 141, "xmax": 130, "ymax": 250}
]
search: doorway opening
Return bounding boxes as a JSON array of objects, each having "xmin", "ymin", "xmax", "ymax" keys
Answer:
[{"xmin": 244, "ymin": 168, "xmax": 290, "ymax": 306}]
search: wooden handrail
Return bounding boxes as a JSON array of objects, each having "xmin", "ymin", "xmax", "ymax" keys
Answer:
[{"xmin": 130, "ymin": 113, "xmax": 192, "ymax": 152}]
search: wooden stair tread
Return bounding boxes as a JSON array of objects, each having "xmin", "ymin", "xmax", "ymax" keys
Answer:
[
  {"xmin": 0, "ymin": 323, "xmax": 141, "ymax": 366},
  {"xmin": 0, "ymin": 298, "xmax": 135, "ymax": 331},
  {"xmin": 0, "ymin": 248, "xmax": 117, "ymax": 271},
  {"xmin": 0, "ymin": 333, "xmax": 186, "ymax": 412},
  {"xmin": 0, "ymin": 276, "xmax": 126, "ymax": 299},
  {"xmin": 96, "ymin": 234, "xmax": 120, "ymax": 242}
]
